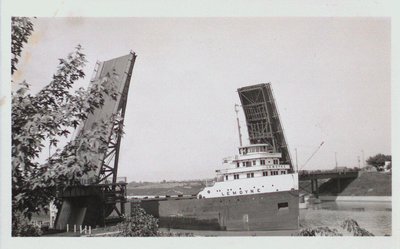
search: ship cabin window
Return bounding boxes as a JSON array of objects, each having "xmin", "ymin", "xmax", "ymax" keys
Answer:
[
  {"xmin": 234, "ymin": 174, "xmax": 239, "ymax": 179},
  {"xmin": 260, "ymin": 159, "xmax": 266, "ymax": 165},
  {"xmin": 271, "ymin": 171, "xmax": 279, "ymax": 175},
  {"xmin": 246, "ymin": 173, "xmax": 254, "ymax": 178},
  {"xmin": 280, "ymin": 171, "xmax": 286, "ymax": 175},
  {"xmin": 236, "ymin": 162, "xmax": 240, "ymax": 168},
  {"xmin": 246, "ymin": 161, "xmax": 252, "ymax": 167},
  {"xmin": 253, "ymin": 160, "xmax": 256, "ymax": 166},
  {"xmin": 225, "ymin": 175, "xmax": 228, "ymax": 181},
  {"xmin": 273, "ymin": 159, "xmax": 279, "ymax": 164},
  {"xmin": 242, "ymin": 162, "xmax": 245, "ymax": 167},
  {"xmin": 278, "ymin": 202, "xmax": 289, "ymax": 210},
  {"xmin": 263, "ymin": 171, "xmax": 268, "ymax": 176}
]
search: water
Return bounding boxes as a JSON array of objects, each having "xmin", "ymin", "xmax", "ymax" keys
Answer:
[
  {"xmin": 300, "ymin": 201, "xmax": 392, "ymax": 236},
  {"xmin": 158, "ymin": 200, "xmax": 391, "ymax": 236}
]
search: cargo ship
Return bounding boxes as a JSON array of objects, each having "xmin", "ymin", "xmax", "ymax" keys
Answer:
[{"xmin": 137, "ymin": 83, "xmax": 299, "ymax": 231}]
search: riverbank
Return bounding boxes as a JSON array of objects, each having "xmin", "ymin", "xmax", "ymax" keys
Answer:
[
  {"xmin": 299, "ymin": 172, "xmax": 391, "ymax": 197},
  {"xmin": 318, "ymin": 172, "xmax": 391, "ymax": 196}
]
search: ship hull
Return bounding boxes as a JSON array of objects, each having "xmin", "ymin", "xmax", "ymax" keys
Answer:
[{"xmin": 136, "ymin": 190, "xmax": 299, "ymax": 231}]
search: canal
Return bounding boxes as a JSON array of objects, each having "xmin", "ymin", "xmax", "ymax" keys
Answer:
[
  {"xmin": 156, "ymin": 200, "xmax": 391, "ymax": 236},
  {"xmin": 300, "ymin": 200, "xmax": 391, "ymax": 236}
]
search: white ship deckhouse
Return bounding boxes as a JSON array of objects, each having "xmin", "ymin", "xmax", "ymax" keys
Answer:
[{"xmin": 197, "ymin": 144, "xmax": 298, "ymax": 199}]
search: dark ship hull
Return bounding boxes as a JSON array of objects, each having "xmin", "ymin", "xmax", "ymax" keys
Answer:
[{"xmin": 135, "ymin": 190, "xmax": 299, "ymax": 231}]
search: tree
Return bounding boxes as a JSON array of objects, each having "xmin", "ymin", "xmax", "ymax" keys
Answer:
[
  {"xmin": 11, "ymin": 17, "xmax": 34, "ymax": 75},
  {"xmin": 12, "ymin": 212, "xmax": 42, "ymax": 237},
  {"xmin": 11, "ymin": 17, "xmax": 121, "ymax": 235},
  {"xmin": 116, "ymin": 204, "xmax": 159, "ymax": 237},
  {"xmin": 366, "ymin": 154, "xmax": 391, "ymax": 171}
]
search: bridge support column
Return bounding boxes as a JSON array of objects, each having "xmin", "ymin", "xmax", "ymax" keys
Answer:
[
  {"xmin": 337, "ymin": 178, "xmax": 341, "ymax": 193},
  {"xmin": 310, "ymin": 179, "xmax": 319, "ymax": 198},
  {"xmin": 310, "ymin": 179, "xmax": 314, "ymax": 193}
]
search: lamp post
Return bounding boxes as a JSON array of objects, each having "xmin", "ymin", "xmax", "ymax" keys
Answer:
[{"xmin": 335, "ymin": 152, "xmax": 338, "ymax": 170}]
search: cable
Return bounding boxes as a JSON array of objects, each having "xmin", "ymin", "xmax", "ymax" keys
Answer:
[{"xmin": 299, "ymin": 141, "xmax": 325, "ymax": 171}]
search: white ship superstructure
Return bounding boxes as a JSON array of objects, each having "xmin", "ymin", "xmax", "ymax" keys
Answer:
[{"xmin": 197, "ymin": 143, "xmax": 298, "ymax": 198}]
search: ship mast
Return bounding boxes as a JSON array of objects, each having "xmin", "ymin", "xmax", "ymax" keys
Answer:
[{"xmin": 235, "ymin": 104, "xmax": 243, "ymax": 147}]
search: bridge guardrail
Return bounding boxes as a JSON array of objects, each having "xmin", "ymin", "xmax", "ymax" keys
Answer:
[{"xmin": 298, "ymin": 168, "xmax": 360, "ymax": 176}]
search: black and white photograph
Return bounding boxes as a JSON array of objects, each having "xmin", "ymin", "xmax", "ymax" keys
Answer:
[{"xmin": 0, "ymin": 1, "xmax": 398, "ymax": 249}]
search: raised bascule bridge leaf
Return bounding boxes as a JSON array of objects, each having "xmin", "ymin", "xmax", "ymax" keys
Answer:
[
  {"xmin": 54, "ymin": 52, "xmax": 136, "ymax": 229},
  {"xmin": 237, "ymin": 83, "xmax": 293, "ymax": 172}
]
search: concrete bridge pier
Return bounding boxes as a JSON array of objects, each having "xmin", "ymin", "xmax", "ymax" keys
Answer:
[
  {"xmin": 310, "ymin": 179, "xmax": 319, "ymax": 198},
  {"xmin": 336, "ymin": 178, "xmax": 341, "ymax": 193}
]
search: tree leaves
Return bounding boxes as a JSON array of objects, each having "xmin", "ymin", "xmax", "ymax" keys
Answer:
[
  {"xmin": 11, "ymin": 17, "xmax": 34, "ymax": 75},
  {"xmin": 117, "ymin": 204, "xmax": 159, "ymax": 237},
  {"xmin": 366, "ymin": 154, "xmax": 391, "ymax": 170}
]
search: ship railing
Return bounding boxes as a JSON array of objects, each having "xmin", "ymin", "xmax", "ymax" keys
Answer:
[
  {"xmin": 222, "ymin": 156, "xmax": 234, "ymax": 163},
  {"xmin": 232, "ymin": 152, "xmax": 282, "ymax": 160},
  {"xmin": 218, "ymin": 164, "xmax": 290, "ymax": 174}
]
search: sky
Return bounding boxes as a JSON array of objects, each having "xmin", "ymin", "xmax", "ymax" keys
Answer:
[{"xmin": 13, "ymin": 17, "xmax": 391, "ymax": 182}]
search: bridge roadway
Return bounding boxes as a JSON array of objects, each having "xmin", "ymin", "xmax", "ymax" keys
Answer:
[
  {"xmin": 298, "ymin": 169, "xmax": 360, "ymax": 196},
  {"xmin": 299, "ymin": 169, "xmax": 360, "ymax": 181}
]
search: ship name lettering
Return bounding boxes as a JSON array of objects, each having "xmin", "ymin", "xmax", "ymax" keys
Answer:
[
  {"xmin": 232, "ymin": 191, "xmax": 237, "ymax": 195},
  {"xmin": 227, "ymin": 192, "xmax": 230, "ymax": 195},
  {"xmin": 257, "ymin": 189, "xmax": 260, "ymax": 192},
  {"xmin": 244, "ymin": 190, "xmax": 248, "ymax": 194},
  {"xmin": 250, "ymin": 189, "xmax": 254, "ymax": 193},
  {"xmin": 239, "ymin": 191, "xmax": 243, "ymax": 194}
]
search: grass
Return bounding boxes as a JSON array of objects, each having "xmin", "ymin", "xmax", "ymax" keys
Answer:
[
  {"xmin": 317, "ymin": 172, "xmax": 391, "ymax": 196},
  {"xmin": 127, "ymin": 180, "xmax": 206, "ymax": 196}
]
